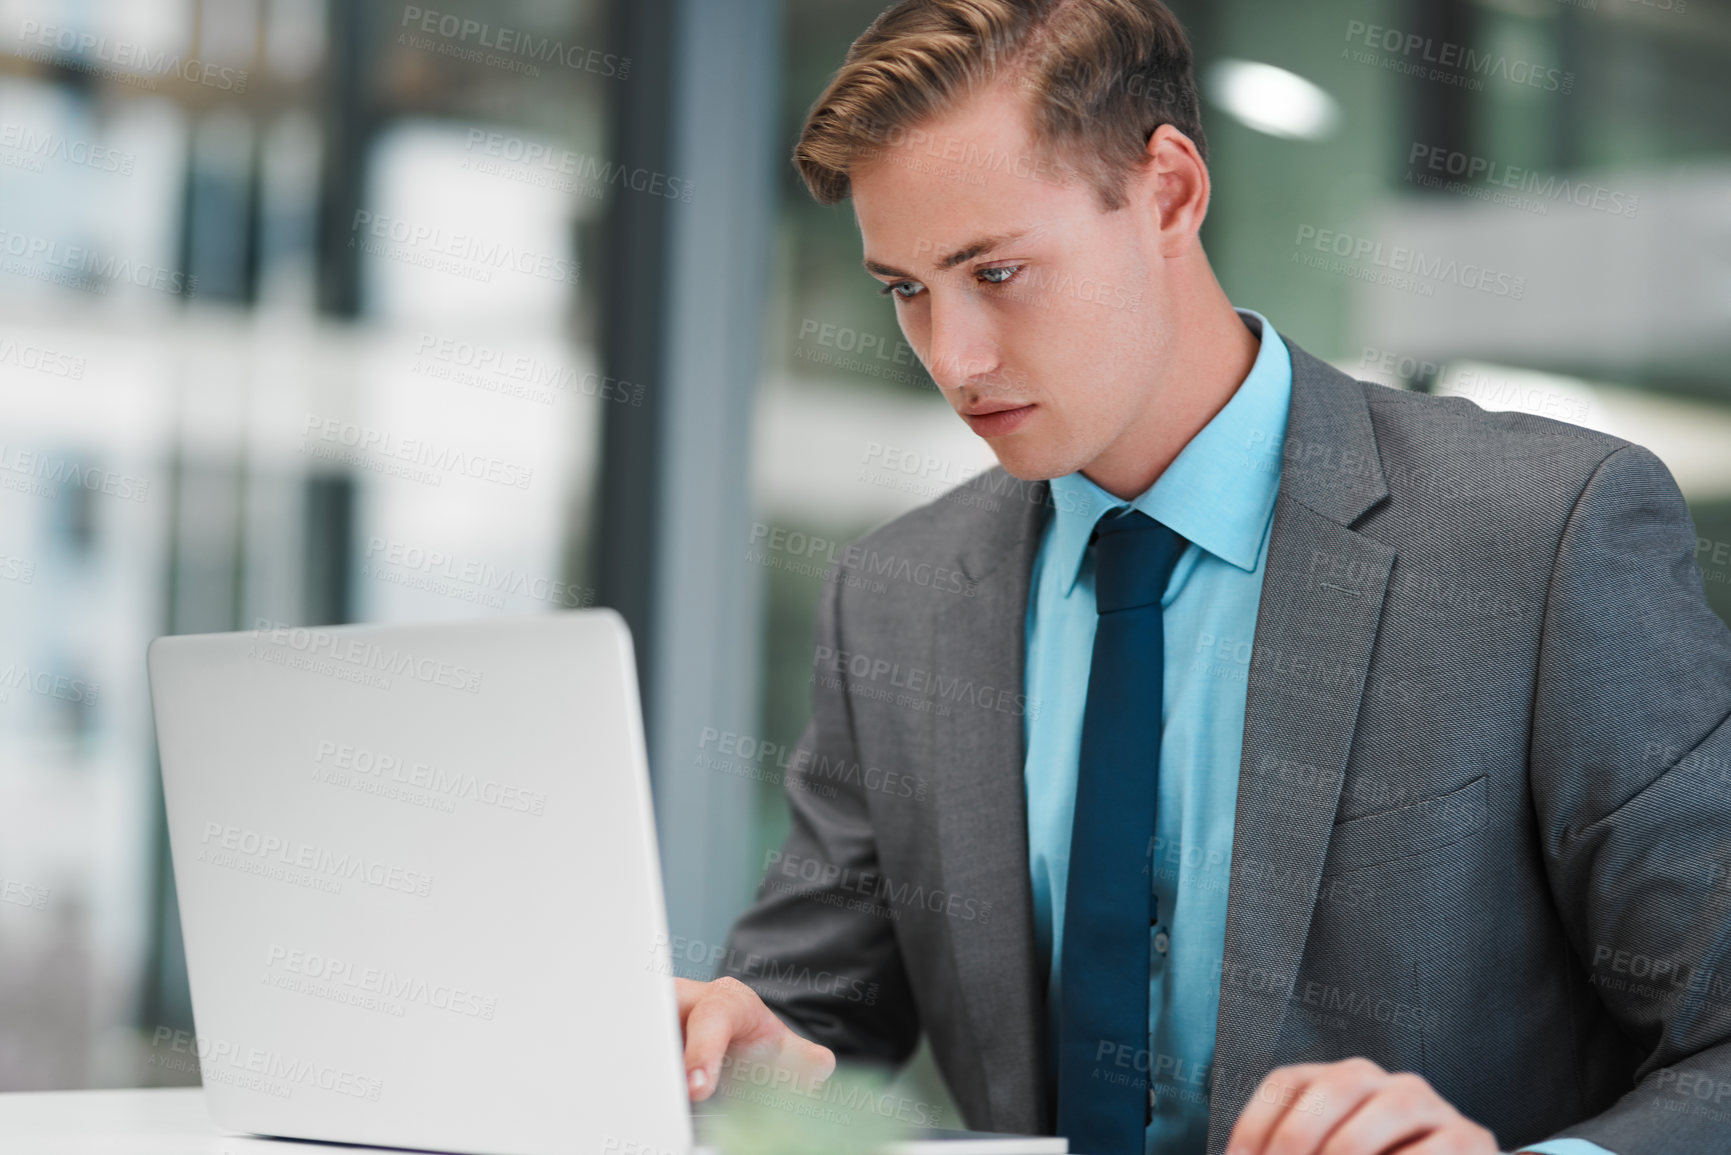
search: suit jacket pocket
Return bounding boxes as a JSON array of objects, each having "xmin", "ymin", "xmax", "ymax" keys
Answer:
[{"xmin": 1320, "ymin": 774, "xmax": 1490, "ymax": 876}]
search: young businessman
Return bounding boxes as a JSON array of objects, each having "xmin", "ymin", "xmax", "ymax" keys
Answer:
[{"xmin": 675, "ymin": 3, "xmax": 1731, "ymax": 1154}]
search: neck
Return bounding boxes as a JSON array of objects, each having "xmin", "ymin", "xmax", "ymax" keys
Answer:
[{"xmin": 1080, "ymin": 272, "xmax": 1259, "ymax": 501}]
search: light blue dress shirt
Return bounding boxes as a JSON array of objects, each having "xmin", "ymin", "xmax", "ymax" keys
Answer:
[{"xmin": 1021, "ymin": 308, "xmax": 1611, "ymax": 1155}]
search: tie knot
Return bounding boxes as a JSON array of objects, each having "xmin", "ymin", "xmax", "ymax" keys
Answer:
[{"xmin": 1090, "ymin": 508, "xmax": 1185, "ymax": 613}]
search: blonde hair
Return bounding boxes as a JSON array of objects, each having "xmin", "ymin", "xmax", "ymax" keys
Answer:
[{"xmin": 794, "ymin": 0, "xmax": 1207, "ymax": 210}]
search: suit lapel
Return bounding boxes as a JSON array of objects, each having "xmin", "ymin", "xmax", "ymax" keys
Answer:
[
  {"xmin": 1204, "ymin": 343, "xmax": 1396, "ymax": 1155},
  {"xmin": 931, "ymin": 478, "xmax": 1052, "ymax": 1135},
  {"xmin": 924, "ymin": 340, "xmax": 1394, "ymax": 1146}
]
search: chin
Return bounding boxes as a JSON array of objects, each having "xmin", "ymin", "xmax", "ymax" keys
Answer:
[
  {"xmin": 977, "ymin": 414, "xmax": 1098, "ymax": 482},
  {"xmin": 985, "ymin": 442, "xmax": 1077, "ymax": 483}
]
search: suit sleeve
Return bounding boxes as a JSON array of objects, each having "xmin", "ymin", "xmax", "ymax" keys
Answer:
[
  {"xmin": 716, "ymin": 565, "xmax": 921, "ymax": 1067},
  {"xmin": 1525, "ymin": 443, "xmax": 1731, "ymax": 1154}
]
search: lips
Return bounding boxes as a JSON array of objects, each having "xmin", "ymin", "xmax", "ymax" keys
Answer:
[{"xmin": 962, "ymin": 403, "xmax": 1035, "ymax": 437}]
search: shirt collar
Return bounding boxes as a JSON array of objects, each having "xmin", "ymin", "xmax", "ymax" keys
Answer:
[{"xmin": 1046, "ymin": 307, "xmax": 1292, "ymax": 598}]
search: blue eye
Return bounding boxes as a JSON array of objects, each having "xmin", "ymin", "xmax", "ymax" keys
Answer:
[{"xmin": 876, "ymin": 265, "xmax": 1023, "ymax": 300}]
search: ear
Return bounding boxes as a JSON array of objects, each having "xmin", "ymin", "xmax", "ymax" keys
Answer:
[{"xmin": 1135, "ymin": 124, "xmax": 1209, "ymax": 256}]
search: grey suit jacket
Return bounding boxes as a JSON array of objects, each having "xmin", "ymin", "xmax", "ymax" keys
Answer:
[{"xmin": 720, "ymin": 335, "xmax": 1731, "ymax": 1155}]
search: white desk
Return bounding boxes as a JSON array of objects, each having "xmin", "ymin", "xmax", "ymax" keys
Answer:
[
  {"xmin": 0, "ymin": 1088, "xmax": 1070, "ymax": 1155},
  {"xmin": 0, "ymin": 1088, "xmax": 391, "ymax": 1153}
]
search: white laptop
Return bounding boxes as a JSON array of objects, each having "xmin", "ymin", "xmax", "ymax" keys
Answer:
[{"xmin": 147, "ymin": 610, "xmax": 1065, "ymax": 1155}]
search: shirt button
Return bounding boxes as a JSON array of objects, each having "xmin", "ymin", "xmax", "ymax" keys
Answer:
[{"xmin": 1154, "ymin": 930, "xmax": 1170, "ymax": 955}]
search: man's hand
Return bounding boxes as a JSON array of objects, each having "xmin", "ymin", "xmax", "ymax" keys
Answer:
[
  {"xmin": 1225, "ymin": 1058, "xmax": 1500, "ymax": 1155},
  {"xmin": 675, "ymin": 976, "xmax": 837, "ymax": 1102}
]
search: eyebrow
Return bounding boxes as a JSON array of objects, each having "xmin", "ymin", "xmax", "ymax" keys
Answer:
[{"xmin": 863, "ymin": 227, "xmax": 1033, "ymax": 280}]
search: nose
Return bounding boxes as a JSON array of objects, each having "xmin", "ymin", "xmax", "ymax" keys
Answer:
[{"xmin": 923, "ymin": 290, "xmax": 998, "ymax": 395}]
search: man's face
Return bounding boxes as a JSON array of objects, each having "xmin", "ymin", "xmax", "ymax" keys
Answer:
[{"xmin": 852, "ymin": 84, "xmax": 1175, "ymax": 481}]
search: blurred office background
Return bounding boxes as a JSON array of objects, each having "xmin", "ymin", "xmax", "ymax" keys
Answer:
[{"xmin": 0, "ymin": 0, "xmax": 1728, "ymax": 1113}]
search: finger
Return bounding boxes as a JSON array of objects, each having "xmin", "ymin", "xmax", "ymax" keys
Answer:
[
  {"xmin": 1316, "ymin": 1072, "xmax": 1453, "ymax": 1155},
  {"xmin": 1261, "ymin": 1059, "xmax": 1391, "ymax": 1155},
  {"xmin": 682, "ymin": 990, "xmax": 751, "ymax": 1100},
  {"xmin": 1381, "ymin": 1121, "xmax": 1500, "ymax": 1155},
  {"xmin": 776, "ymin": 1030, "xmax": 837, "ymax": 1081},
  {"xmin": 1229, "ymin": 1059, "xmax": 1382, "ymax": 1155},
  {"xmin": 674, "ymin": 977, "xmax": 706, "ymax": 1027},
  {"xmin": 1226, "ymin": 1063, "xmax": 1326, "ymax": 1155}
]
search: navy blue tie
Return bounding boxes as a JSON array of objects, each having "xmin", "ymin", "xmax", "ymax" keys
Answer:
[{"xmin": 1056, "ymin": 507, "xmax": 1186, "ymax": 1155}]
